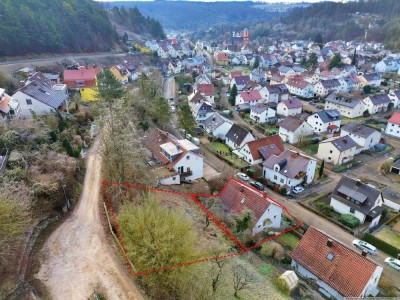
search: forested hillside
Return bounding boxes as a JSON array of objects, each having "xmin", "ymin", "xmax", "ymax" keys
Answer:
[{"xmin": 0, "ymin": 0, "xmax": 115, "ymax": 56}]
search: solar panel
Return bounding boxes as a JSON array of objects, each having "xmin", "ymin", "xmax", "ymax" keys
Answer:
[{"xmin": 337, "ymin": 186, "xmax": 367, "ymax": 203}]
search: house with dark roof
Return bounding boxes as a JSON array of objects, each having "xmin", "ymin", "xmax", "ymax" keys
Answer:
[
  {"xmin": 314, "ymin": 79, "xmax": 344, "ymax": 97},
  {"xmin": 110, "ymin": 65, "xmax": 130, "ymax": 84},
  {"xmin": 263, "ymin": 84, "xmax": 289, "ymax": 103},
  {"xmin": 236, "ymin": 135, "xmax": 284, "ymax": 165},
  {"xmin": 363, "ymin": 94, "xmax": 390, "ymax": 114},
  {"xmin": 325, "ymin": 94, "xmax": 366, "ymax": 119},
  {"xmin": 330, "ymin": 176, "xmax": 384, "ymax": 228},
  {"xmin": 340, "ymin": 123, "xmax": 382, "ymax": 154},
  {"xmin": 317, "ymin": 135, "xmax": 357, "ymax": 165},
  {"xmin": 291, "ymin": 227, "xmax": 383, "ymax": 300},
  {"xmin": 219, "ymin": 179, "xmax": 283, "ymax": 235},
  {"xmin": 143, "ymin": 128, "xmax": 204, "ymax": 184},
  {"xmin": 230, "ymin": 75, "xmax": 250, "ymax": 91},
  {"xmin": 359, "ymin": 73, "xmax": 382, "ymax": 88},
  {"xmin": 307, "ymin": 109, "xmax": 342, "ymax": 134},
  {"xmin": 277, "ymin": 98, "xmax": 303, "ymax": 117},
  {"xmin": 263, "ymin": 149, "xmax": 317, "ymax": 191},
  {"xmin": 191, "ymin": 102, "xmax": 214, "ymax": 124},
  {"xmin": 389, "ymin": 158, "xmax": 400, "ymax": 176},
  {"xmin": 382, "ymin": 186, "xmax": 400, "ymax": 212},
  {"xmin": 385, "ymin": 111, "xmax": 400, "ymax": 138},
  {"xmin": 225, "ymin": 124, "xmax": 255, "ymax": 150},
  {"xmin": 278, "ymin": 116, "xmax": 314, "ymax": 144},
  {"xmin": 388, "ymin": 89, "xmax": 400, "ymax": 108},
  {"xmin": 249, "ymin": 103, "xmax": 276, "ymax": 123},
  {"xmin": 202, "ymin": 112, "xmax": 233, "ymax": 140}
]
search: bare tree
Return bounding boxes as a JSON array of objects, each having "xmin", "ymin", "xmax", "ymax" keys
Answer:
[
  {"xmin": 210, "ymin": 250, "xmax": 226, "ymax": 296},
  {"xmin": 231, "ymin": 262, "xmax": 256, "ymax": 297}
]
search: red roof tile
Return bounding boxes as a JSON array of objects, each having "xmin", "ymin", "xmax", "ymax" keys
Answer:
[
  {"xmin": 291, "ymin": 227, "xmax": 380, "ymax": 298},
  {"xmin": 216, "ymin": 53, "xmax": 228, "ymax": 60},
  {"xmin": 63, "ymin": 67, "xmax": 102, "ymax": 82},
  {"xmin": 240, "ymin": 90, "xmax": 262, "ymax": 102},
  {"xmin": 245, "ymin": 135, "xmax": 284, "ymax": 161},
  {"xmin": 197, "ymin": 84, "xmax": 215, "ymax": 96},
  {"xmin": 230, "ymin": 71, "xmax": 243, "ymax": 78},
  {"xmin": 388, "ymin": 112, "xmax": 400, "ymax": 125}
]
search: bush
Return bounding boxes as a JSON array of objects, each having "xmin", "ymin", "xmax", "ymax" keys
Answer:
[
  {"xmin": 261, "ymin": 241, "xmax": 284, "ymax": 260},
  {"xmin": 339, "ymin": 214, "xmax": 360, "ymax": 228},
  {"xmin": 363, "ymin": 233, "xmax": 400, "ymax": 258},
  {"xmin": 315, "ymin": 202, "xmax": 334, "ymax": 216}
]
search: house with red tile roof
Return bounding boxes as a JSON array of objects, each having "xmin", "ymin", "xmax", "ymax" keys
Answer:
[
  {"xmin": 291, "ymin": 227, "xmax": 382, "ymax": 300},
  {"xmin": 385, "ymin": 111, "xmax": 400, "ymax": 139},
  {"xmin": 216, "ymin": 52, "xmax": 229, "ymax": 65},
  {"xmin": 63, "ymin": 67, "xmax": 102, "ymax": 101},
  {"xmin": 277, "ymin": 98, "xmax": 303, "ymax": 117},
  {"xmin": 143, "ymin": 128, "xmax": 204, "ymax": 184},
  {"xmin": 194, "ymin": 83, "xmax": 215, "ymax": 104},
  {"xmin": 219, "ymin": 179, "xmax": 283, "ymax": 235},
  {"xmin": 286, "ymin": 77, "xmax": 315, "ymax": 99},
  {"xmin": 236, "ymin": 135, "xmax": 284, "ymax": 165},
  {"xmin": 235, "ymin": 90, "xmax": 263, "ymax": 106}
]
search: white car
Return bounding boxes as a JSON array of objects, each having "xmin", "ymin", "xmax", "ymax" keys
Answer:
[
  {"xmin": 352, "ymin": 239, "xmax": 378, "ymax": 255},
  {"xmin": 385, "ymin": 257, "xmax": 400, "ymax": 271},
  {"xmin": 292, "ymin": 186, "xmax": 304, "ymax": 194},
  {"xmin": 170, "ymin": 105, "xmax": 176, "ymax": 113},
  {"xmin": 236, "ymin": 172, "xmax": 249, "ymax": 181}
]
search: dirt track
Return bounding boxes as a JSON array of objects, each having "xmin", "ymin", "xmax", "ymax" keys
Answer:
[{"xmin": 35, "ymin": 142, "xmax": 143, "ymax": 300}]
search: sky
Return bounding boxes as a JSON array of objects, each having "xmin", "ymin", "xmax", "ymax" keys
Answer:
[{"xmin": 96, "ymin": 0, "xmax": 345, "ymax": 3}]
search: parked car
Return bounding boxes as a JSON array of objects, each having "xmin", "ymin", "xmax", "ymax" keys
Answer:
[
  {"xmin": 309, "ymin": 101, "xmax": 316, "ymax": 106},
  {"xmin": 385, "ymin": 257, "xmax": 400, "ymax": 271},
  {"xmin": 170, "ymin": 105, "xmax": 176, "ymax": 113},
  {"xmin": 316, "ymin": 104, "xmax": 324, "ymax": 109},
  {"xmin": 169, "ymin": 97, "xmax": 174, "ymax": 101},
  {"xmin": 250, "ymin": 181, "xmax": 264, "ymax": 191},
  {"xmin": 292, "ymin": 186, "xmax": 304, "ymax": 194},
  {"xmin": 352, "ymin": 239, "xmax": 378, "ymax": 255},
  {"xmin": 236, "ymin": 172, "xmax": 249, "ymax": 181}
]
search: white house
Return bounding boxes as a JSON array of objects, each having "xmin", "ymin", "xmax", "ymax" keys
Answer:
[
  {"xmin": 219, "ymin": 179, "xmax": 283, "ymax": 235},
  {"xmin": 191, "ymin": 102, "xmax": 214, "ymax": 124},
  {"xmin": 236, "ymin": 135, "xmax": 284, "ymax": 165},
  {"xmin": 317, "ymin": 135, "xmax": 357, "ymax": 165},
  {"xmin": 193, "ymin": 83, "xmax": 215, "ymax": 104},
  {"xmin": 340, "ymin": 123, "xmax": 382, "ymax": 154},
  {"xmin": 363, "ymin": 94, "xmax": 391, "ymax": 115},
  {"xmin": 250, "ymin": 104, "xmax": 276, "ymax": 123},
  {"xmin": 325, "ymin": 94, "xmax": 366, "ymax": 119},
  {"xmin": 330, "ymin": 176, "xmax": 384, "ymax": 228},
  {"xmin": 225, "ymin": 124, "xmax": 255, "ymax": 150},
  {"xmin": 263, "ymin": 150, "xmax": 317, "ymax": 191},
  {"xmin": 375, "ymin": 57, "xmax": 400, "ymax": 73},
  {"xmin": 278, "ymin": 116, "xmax": 314, "ymax": 144},
  {"xmin": 382, "ymin": 187, "xmax": 400, "ymax": 212},
  {"xmin": 360, "ymin": 73, "xmax": 382, "ymax": 88},
  {"xmin": 202, "ymin": 113, "xmax": 233, "ymax": 140},
  {"xmin": 286, "ymin": 78, "xmax": 315, "ymax": 99},
  {"xmin": 277, "ymin": 98, "xmax": 303, "ymax": 117},
  {"xmin": 307, "ymin": 109, "xmax": 342, "ymax": 134},
  {"xmin": 157, "ymin": 45, "xmax": 169, "ymax": 58},
  {"xmin": 263, "ymin": 84, "xmax": 289, "ymax": 103},
  {"xmin": 388, "ymin": 90, "xmax": 400, "ymax": 108},
  {"xmin": 291, "ymin": 227, "xmax": 383, "ymax": 300},
  {"xmin": 314, "ymin": 79, "xmax": 343, "ymax": 97},
  {"xmin": 143, "ymin": 129, "xmax": 204, "ymax": 183},
  {"xmin": 385, "ymin": 112, "xmax": 400, "ymax": 138},
  {"xmin": 0, "ymin": 88, "xmax": 22, "ymax": 121},
  {"xmin": 235, "ymin": 90, "xmax": 264, "ymax": 106},
  {"xmin": 230, "ymin": 75, "xmax": 250, "ymax": 91}
]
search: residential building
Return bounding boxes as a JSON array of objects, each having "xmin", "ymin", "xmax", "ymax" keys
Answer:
[
  {"xmin": 236, "ymin": 135, "xmax": 284, "ymax": 165},
  {"xmin": 202, "ymin": 113, "xmax": 233, "ymax": 140},
  {"xmin": 325, "ymin": 94, "xmax": 366, "ymax": 119},
  {"xmin": 382, "ymin": 187, "xmax": 400, "ymax": 212},
  {"xmin": 191, "ymin": 102, "xmax": 214, "ymax": 124},
  {"xmin": 235, "ymin": 90, "xmax": 263, "ymax": 106},
  {"xmin": 263, "ymin": 84, "xmax": 289, "ymax": 103},
  {"xmin": 317, "ymin": 136, "xmax": 357, "ymax": 165},
  {"xmin": 340, "ymin": 123, "xmax": 382, "ymax": 154},
  {"xmin": 194, "ymin": 83, "xmax": 215, "ymax": 104},
  {"xmin": 291, "ymin": 227, "xmax": 382, "ymax": 300},
  {"xmin": 219, "ymin": 179, "xmax": 283, "ymax": 235},
  {"xmin": 278, "ymin": 116, "xmax": 314, "ymax": 144},
  {"xmin": 109, "ymin": 65, "xmax": 130, "ymax": 84},
  {"xmin": 307, "ymin": 109, "xmax": 342, "ymax": 134},
  {"xmin": 263, "ymin": 150, "xmax": 317, "ymax": 191},
  {"xmin": 314, "ymin": 79, "xmax": 343, "ymax": 97},
  {"xmin": 363, "ymin": 94, "xmax": 391, "ymax": 115},
  {"xmin": 388, "ymin": 90, "xmax": 400, "ymax": 108},
  {"xmin": 277, "ymin": 98, "xmax": 303, "ymax": 117},
  {"xmin": 359, "ymin": 73, "xmax": 382, "ymax": 88},
  {"xmin": 250, "ymin": 104, "xmax": 276, "ymax": 123},
  {"xmin": 143, "ymin": 129, "xmax": 204, "ymax": 183},
  {"xmin": 225, "ymin": 124, "xmax": 255, "ymax": 149},
  {"xmin": 375, "ymin": 57, "xmax": 400, "ymax": 73},
  {"xmin": 0, "ymin": 89, "xmax": 21, "ymax": 121},
  {"xmin": 230, "ymin": 75, "xmax": 251, "ymax": 91},
  {"xmin": 390, "ymin": 158, "xmax": 400, "ymax": 175},
  {"xmin": 286, "ymin": 78, "xmax": 315, "ymax": 99},
  {"xmin": 385, "ymin": 112, "xmax": 400, "ymax": 138},
  {"xmin": 330, "ymin": 176, "xmax": 384, "ymax": 228},
  {"xmin": 63, "ymin": 66, "xmax": 102, "ymax": 101}
]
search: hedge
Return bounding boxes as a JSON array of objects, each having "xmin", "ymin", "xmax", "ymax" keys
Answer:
[
  {"xmin": 340, "ymin": 214, "xmax": 360, "ymax": 228},
  {"xmin": 363, "ymin": 233, "xmax": 400, "ymax": 258}
]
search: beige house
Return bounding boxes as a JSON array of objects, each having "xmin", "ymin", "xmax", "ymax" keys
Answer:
[
  {"xmin": 325, "ymin": 94, "xmax": 366, "ymax": 119},
  {"xmin": 317, "ymin": 135, "xmax": 357, "ymax": 165}
]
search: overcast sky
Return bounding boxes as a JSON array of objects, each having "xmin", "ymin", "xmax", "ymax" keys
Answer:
[{"xmin": 96, "ymin": 0, "xmax": 344, "ymax": 3}]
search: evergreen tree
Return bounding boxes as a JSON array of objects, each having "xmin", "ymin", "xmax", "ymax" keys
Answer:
[
  {"xmin": 252, "ymin": 56, "xmax": 260, "ymax": 69},
  {"xmin": 151, "ymin": 97, "xmax": 171, "ymax": 127},
  {"xmin": 62, "ymin": 138, "xmax": 74, "ymax": 157},
  {"xmin": 328, "ymin": 53, "xmax": 342, "ymax": 70},
  {"xmin": 178, "ymin": 102, "xmax": 196, "ymax": 136},
  {"xmin": 351, "ymin": 49, "xmax": 357, "ymax": 66},
  {"xmin": 314, "ymin": 33, "xmax": 323, "ymax": 48},
  {"xmin": 319, "ymin": 159, "xmax": 325, "ymax": 179},
  {"xmin": 229, "ymin": 84, "xmax": 238, "ymax": 106},
  {"xmin": 96, "ymin": 68, "xmax": 125, "ymax": 104}
]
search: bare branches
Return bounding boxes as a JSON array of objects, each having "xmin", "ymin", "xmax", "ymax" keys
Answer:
[{"xmin": 231, "ymin": 261, "xmax": 256, "ymax": 297}]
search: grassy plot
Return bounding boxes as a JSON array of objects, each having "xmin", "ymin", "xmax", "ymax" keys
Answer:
[
  {"xmin": 374, "ymin": 227, "xmax": 400, "ymax": 248},
  {"xmin": 274, "ymin": 233, "xmax": 301, "ymax": 251}
]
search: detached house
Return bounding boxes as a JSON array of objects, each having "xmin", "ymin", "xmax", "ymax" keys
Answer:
[
  {"xmin": 109, "ymin": 65, "xmax": 130, "ymax": 84},
  {"xmin": 278, "ymin": 116, "xmax": 314, "ymax": 144},
  {"xmin": 219, "ymin": 179, "xmax": 283, "ymax": 235},
  {"xmin": 291, "ymin": 227, "xmax": 382, "ymax": 300},
  {"xmin": 277, "ymin": 98, "xmax": 303, "ymax": 117},
  {"xmin": 0, "ymin": 88, "xmax": 21, "ymax": 121},
  {"xmin": 263, "ymin": 84, "xmax": 289, "ymax": 103},
  {"xmin": 235, "ymin": 90, "xmax": 263, "ymax": 106},
  {"xmin": 385, "ymin": 112, "xmax": 400, "ymax": 138},
  {"xmin": 202, "ymin": 113, "xmax": 233, "ymax": 140},
  {"xmin": 314, "ymin": 79, "xmax": 345, "ymax": 97},
  {"xmin": 143, "ymin": 129, "xmax": 204, "ymax": 184},
  {"xmin": 375, "ymin": 57, "xmax": 400, "ymax": 73},
  {"xmin": 225, "ymin": 124, "xmax": 255, "ymax": 150},
  {"xmin": 317, "ymin": 136, "xmax": 357, "ymax": 165},
  {"xmin": 263, "ymin": 150, "xmax": 317, "ymax": 191},
  {"xmin": 363, "ymin": 94, "xmax": 391, "ymax": 115},
  {"xmin": 230, "ymin": 75, "xmax": 250, "ymax": 91},
  {"xmin": 286, "ymin": 78, "xmax": 315, "ymax": 99},
  {"xmin": 340, "ymin": 123, "xmax": 382, "ymax": 154},
  {"xmin": 325, "ymin": 94, "xmax": 366, "ymax": 119},
  {"xmin": 330, "ymin": 176, "xmax": 384, "ymax": 228},
  {"xmin": 63, "ymin": 66, "xmax": 102, "ymax": 101},
  {"xmin": 194, "ymin": 84, "xmax": 215, "ymax": 104},
  {"xmin": 236, "ymin": 135, "xmax": 284, "ymax": 165},
  {"xmin": 307, "ymin": 109, "xmax": 342, "ymax": 134},
  {"xmin": 192, "ymin": 102, "xmax": 214, "ymax": 124},
  {"xmin": 250, "ymin": 104, "xmax": 276, "ymax": 123},
  {"xmin": 359, "ymin": 73, "xmax": 382, "ymax": 88}
]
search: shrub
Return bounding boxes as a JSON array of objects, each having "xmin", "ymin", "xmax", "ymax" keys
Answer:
[
  {"xmin": 363, "ymin": 233, "xmax": 400, "ymax": 258},
  {"xmin": 315, "ymin": 202, "xmax": 334, "ymax": 216},
  {"xmin": 261, "ymin": 241, "xmax": 284, "ymax": 260},
  {"xmin": 339, "ymin": 214, "xmax": 360, "ymax": 228}
]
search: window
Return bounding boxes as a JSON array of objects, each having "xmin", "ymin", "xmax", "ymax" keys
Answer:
[
  {"xmin": 26, "ymin": 99, "xmax": 32, "ymax": 105},
  {"xmin": 186, "ymin": 155, "xmax": 190, "ymax": 160},
  {"xmin": 280, "ymin": 178, "xmax": 284, "ymax": 183},
  {"xmin": 350, "ymin": 207, "xmax": 355, "ymax": 213},
  {"xmin": 329, "ymin": 150, "xmax": 333, "ymax": 153},
  {"xmin": 326, "ymin": 252, "xmax": 334, "ymax": 261},
  {"xmin": 273, "ymin": 175, "xmax": 278, "ymax": 180}
]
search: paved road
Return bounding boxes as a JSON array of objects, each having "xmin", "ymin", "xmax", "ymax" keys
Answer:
[{"xmin": 35, "ymin": 139, "xmax": 143, "ymax": 300}]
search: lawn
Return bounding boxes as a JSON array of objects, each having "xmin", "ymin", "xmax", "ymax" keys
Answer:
[
  {"xmin": 209, "ymin": 142, "xmax": 248, "ymax": 168},
  {"xmin": 374, "ymin": 227, "xmax": 400, "ymax": 248},
  {"xmin": 210, "ymin": 142, "xmax": 230, "ymax": 154},
  {"xmin": 300, "ymin": 143, "xmax": 318, "ymax": 155},
  {"xmin": 275, "ymin": 233, "xmax": 300, "ymax": 250}
]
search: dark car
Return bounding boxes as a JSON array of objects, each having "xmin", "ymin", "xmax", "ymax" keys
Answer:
[
  {"xmin": 316, "ymin": 104, "xmax": 324, "ymax": 109},
  {"xmin": 250, "ymin": 181, "xmax": 265, "ymax": 191}
]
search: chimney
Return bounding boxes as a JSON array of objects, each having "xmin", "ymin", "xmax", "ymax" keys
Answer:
[
  {"xmin": 343, "ymin": 138, "xmax": 347, "ymax": 144},
  {"xmin": 361, "ymin": 250, "xmax": 367, "ymax": 257},
  {"xmin": 356, "ymin": 179, "xmax": 362, "ymax": 186},
  {"xmin": 19, "ymin": 80, "xmax": 25, "ymax": 88},
  {"xmin": 327, "ymin": 239, "xmax": 333, "ymax": 247},
  {"xmin": 291, "ymin": 152, "xmax": 300, "ymax": 158}
]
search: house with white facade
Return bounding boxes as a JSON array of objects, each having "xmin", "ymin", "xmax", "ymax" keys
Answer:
[
  {"xmin": 291, "ymin": 227, "xmax": 382, "ymax": 300},
  {"xmin": 382, "ymin": 187, "xmax": 400, "ymax": 212},
  {"xmin": 340, "ymin": 123, "xmax": 382, "ymax": 154},
  {"xmin": 375, "ymin": 57, "xmax": 400, "ymax": 73},
  {"xmin": 236, "ymin": 135, "xmax": 284, "ymax": 165},
  {"xmin": 286, "ymin": 78, "xmax": 315, "ymax": 99},
  {"xmin": 330, "ymin": 176, "xmax": 384, "ymax": 228},
  {"xmin": 363, "ymin": 94, "xmax": 391, "ymax": 115},
  {"xmin": 263, "ymin": 84, "xmax": 289, "ymax": 103},
  {"xmin": 278, "ymin": 116, "xmax": 314, "ymax": 144},
  {"xmin": 385, "ymin": 112, "xmax": 400, "ymax": 138},
  {"xmin": 157, "ymin": 45, "xmax": 169, "ymax": 58},
  {"xmin": 191, "ymin": 102, "xmax": 214, "ymax": 125},
  {"xmin": 359, "ymin": 73, "xmax": 382, "ymax": 88},
  {"xmin": 143, "ymin": 128, "xmax": 204, "ymax": 184},
  {"xmin": 202, "ymin": 113, "xmax": 233, "ymax": 140},
  {"xmin": 277, "ymin": 98, "xmax": 303, "ymax": 117},
  {"xmin": 250, "ymin": 104, "xmax": 276, "ymax": 123},
  {"xmin": 317, "ymin": 135, "xmax": 357, "ymax": 165},
  {"xmin": 230, "ymin": 75, "xmax": 250, "ymax": 91},
  {"xmin": 225, "ymin": 124, "xmax": 255, "ymax": 150},
  {"xmin": 325, "ymin": 94, "xmax": 366, "ymax": 119},
  {"xmin": 263, "ymin": 150, "xmax": 317, "ymax": 191},
  {"xmin": 388, "ymin": 90, "xmax": 400, "ymax": 108},
  {"xmin": 235, "ymin": 90, "xmax": 263, "ymax": 106},
  {"xmin": 314, "ymin": 79, "xmax": 344, "ymax": 97},
  {"xmin": 307, "ymin": 109, "xmax": 342, "ymax": 134},
  {"xmin": 218, "ymin": 179, "xmax": 283, "ymax": 235},
  {"xmin": 193, "ymin": 83, "xmax": 215, "ymax": 104},
  {"xmin": 0, "ymin": 88, "xmax": 22, "ymax": 121}
]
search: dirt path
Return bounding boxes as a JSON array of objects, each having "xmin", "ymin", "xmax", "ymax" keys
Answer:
[{"xmin": 35, "ymin": 142, "xmax": 143, "ymax": 300}]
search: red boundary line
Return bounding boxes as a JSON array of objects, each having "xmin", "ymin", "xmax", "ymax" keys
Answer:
[{"xmin": 102, "ymin": 178, "xmax": 302, "ymax": 276}]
